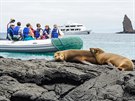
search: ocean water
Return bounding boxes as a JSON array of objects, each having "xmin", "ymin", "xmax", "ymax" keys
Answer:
[{"xmin": 0, "ymin": 33, "xmax": 135, "ymax": 60}]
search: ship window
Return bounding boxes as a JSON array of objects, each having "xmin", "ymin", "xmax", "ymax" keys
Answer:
[
  {"xmin": 77, "ymin": 25, "xmax": 83, "ymax": 27},
  {"xmin": 75, "ymin": 29, "xmax": 79, "ymax": 31},
  {"xmin": 61, "ymin": 29, "xmax": 65, "ymax": 31},
  {"xmin": 71, "ymin": 29, "xmax": 74, "ymax": 31},
  {"xmin": 65, "ymin": 26, "xmax": 69, "ymax": 27},
  {"xmin": 66, "ymin": 29, "xmax": 69, "ymax": 31},
  {"xmin": 70, "ymin": 25, "xmax": 76, "ymax": 27}
]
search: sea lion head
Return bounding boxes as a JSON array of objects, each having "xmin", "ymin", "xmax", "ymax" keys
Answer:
[
  {"xmin": 90, "ymin": 48, "xmax": 104, "ymax": 55},
  {"xmin": 54, "ymin": 52, "xmax": 65, "ymax": 61}
]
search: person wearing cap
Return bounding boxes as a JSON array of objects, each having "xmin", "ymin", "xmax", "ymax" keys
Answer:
[
  {"xmin": 13, "ymin": 22, "xmax": 23, "ymax": 40},
  {"xmin": 6, "ymin": 23, "xmax": 15, "ymax": 40},
  {"xmin": 41, "ymin": 25, "xmax": 51, "ymax": 39}
]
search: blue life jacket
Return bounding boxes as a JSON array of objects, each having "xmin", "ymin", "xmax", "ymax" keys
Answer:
[
  {"xmin": 43, "ymin": 28, "xmax": 50, "ymax": 35},
  {"xmin": 51, "ymin": 28, "xmax": 58, "ymax": 38},
  {"xmin": 7, "ymin": 27, "xmax": 14, "ymax": 40},
  {"xmin": 13, "ymin": 26, "xmax": 20, "ymax": 35},
  {"xmin": 23, "ymin": 27, "xmax": 29, "ymax": 38},
  {"xmin": 34, "ymin": 29, "xmax": 41, "ymax": 39}
]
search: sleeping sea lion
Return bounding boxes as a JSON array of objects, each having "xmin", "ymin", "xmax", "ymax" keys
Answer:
[
  {"xmin": 90, "ymin": 48, "xmax": 134, "ymax": 71},
  {"xmin": 54, "ymin": 50, "xmax": 97, "ymax": 65}
]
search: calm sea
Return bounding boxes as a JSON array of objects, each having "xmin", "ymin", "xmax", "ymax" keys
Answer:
[{"xmin": 0, "ymin": 33, "xmax": 135, "ymax": 60}]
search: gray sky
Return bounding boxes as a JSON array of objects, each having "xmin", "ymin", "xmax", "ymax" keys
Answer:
[{"xmin": 0, "ymin": 0, "xmax": 134, "ymax": 33}]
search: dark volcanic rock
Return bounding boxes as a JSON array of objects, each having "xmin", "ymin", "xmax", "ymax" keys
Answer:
[
  {"xmin": 0, "ymin": 56, "xmax": 4, "ymax": 58},
  {"xmin": 122, "ymin": 15, "xmax": 134, "ymax": 33},
  {"xmin": 62, "ymin": 70, "xmax": 124, "ymax": 101},
  {"xmin": 0, "ymin": 58, "xmax": 135, "ymax": 101}
]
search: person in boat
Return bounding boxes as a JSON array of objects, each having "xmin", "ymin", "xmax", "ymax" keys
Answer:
[
  {"xmin": 23, "ymin": 23, "xmax": 35, "ymax": 41},
  {"xmin": 6, "ymin": 23, "xmax": 15, "ymax": 40},
  {"xmin": 34, "ymin": 23, "xmax": 43, "ymax": 39},
  {"xmin": 13, "ymin": 22, "xmax": 22, "ymax": 41},
  {"xmin": 51, "ymin": 24, "xmax": 64, "ymax": 38},
  {"xmin": 7, "ymin": 18, "xmax": 15, "ymax": 29},
  {"xmin": 41, "ymin": 25, "xmax": 51, "ymax": 39},
  {"xmin": 51, "ymin": 24, "xmax": 59, "ymax": 38}
]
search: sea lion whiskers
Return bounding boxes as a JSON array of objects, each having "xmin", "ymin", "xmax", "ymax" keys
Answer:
[{"xmin": 54, "ymin": 52, "xmax": 65, "ymax": 62}]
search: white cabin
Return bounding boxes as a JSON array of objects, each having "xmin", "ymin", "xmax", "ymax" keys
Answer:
[{"xmin": 58, "ymin": 23, "xmax": 91, "ymax": 35}]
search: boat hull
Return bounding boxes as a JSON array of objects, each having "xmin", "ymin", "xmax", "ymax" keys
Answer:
[
  {"xmin": 0, "ymin": 37, "xmax": 83, "ymax": 53},
  {"xmin": 0, "ymin": 45, "xmax": 57, "ymax": 53},
  {"xmin": 63, "ymin": 30, "xmax": 91, "ymax": 35},
  {"xmin": 0, "ymin": 40, "xmax": 57, "ymax": 53}
]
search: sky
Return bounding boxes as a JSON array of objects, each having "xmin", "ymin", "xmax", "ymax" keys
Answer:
[{"xmin": 0, "ymin": 0, "xmax": 134, "ymax": 33}]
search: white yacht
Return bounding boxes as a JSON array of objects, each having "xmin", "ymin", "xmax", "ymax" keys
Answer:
[{"xmin": 58, "ymin": 23, "xmax": 91, "ymax": 35}]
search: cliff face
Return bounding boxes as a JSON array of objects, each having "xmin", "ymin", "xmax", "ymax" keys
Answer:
[
  {"xmin": 122, "ymin": 15, "xmax": 134, "ymax": 33},
  {"xmin": 0, "ymin": 57, "xmax": 135, "ymax": 101}
]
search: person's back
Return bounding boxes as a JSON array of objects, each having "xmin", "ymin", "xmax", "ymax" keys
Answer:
[
  {"xmin": 14, "ymin": 26, "xmax": 20, "ymax": 35},
  {"xmin": 23, "ymin": 27, "xmax": 29, "ymax": 38},
  {"xmin": 13, "ymin": 22, "xmax": 23, "ymax": 41},
  {"xmin": 51, "ymin": 24, "xmax": 60, "ymax": 38},
  {"xmin": 23, "ymin": 23, "xmax": 35, "ymax": 41},
  {"xmin": 14, "ymin": 22, "xmax": 22, "ymax": 35},
  {"xmin": 51, "ymin": 28, "xmax": 58, "ymax": 38}
]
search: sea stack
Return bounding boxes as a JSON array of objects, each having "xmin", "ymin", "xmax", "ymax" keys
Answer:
[{"xmin": 122, "ymin": 15, "xmax": 134, "ymax": 33}]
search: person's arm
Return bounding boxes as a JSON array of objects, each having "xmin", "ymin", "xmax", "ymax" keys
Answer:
[
  {"xmin": 18, "ymin": 28, "xmax": 22, "ymax": 36},
  {"xmin": 29, "ymin": 29, "xmax": 35, "ymax": 38},
  {"xmin": 18, "ymin": 28, "xmax": 23, "ymax": 39},
  {"xmin": 7, "ymin": 30, "xmax": 12, "ymax": 40},
  {"xmin": 7, "ymin": 23, "xmax": 10, "ymax": 30},
  {"xmin": 48, "ymin": 29, "xmax": 51, "ymax": 38},
  {"xmin": 40, "ymin": 29, "xmax": 43, "ymax": 36},
  {"xmin": 58, "ymin": 29, "xmax": 64, "ymax": 38}
]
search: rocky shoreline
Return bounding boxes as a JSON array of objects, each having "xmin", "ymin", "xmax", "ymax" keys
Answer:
[{"xmin": 0, "ymin": 57, "xmax": 135, "ymax": 101}]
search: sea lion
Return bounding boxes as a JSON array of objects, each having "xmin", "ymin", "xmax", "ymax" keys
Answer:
[
  {"xmin": 54, "ymin": 50, "xmax": 97, "ymax": 65},
  {"xmin": 90, "ymin": 48, "xmax": 134, "ymax": 71}
]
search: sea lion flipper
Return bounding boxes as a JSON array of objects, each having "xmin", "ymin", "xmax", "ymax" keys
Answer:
[
  {"xmin": 81, "ymin": 61, "xmax": 94, "ymax": 66},
  {"xmin": 107, "ymin": 62, "xmax": 114, "ymax": 67}
]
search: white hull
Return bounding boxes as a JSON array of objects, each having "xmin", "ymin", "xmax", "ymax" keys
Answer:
[
  {"xmin": 0, "ymin": 39, "xmax": 57, "ymax": 53},
  {"xmin": 63, "ymin": 30, "xmax": 91, "ymax": 35}
]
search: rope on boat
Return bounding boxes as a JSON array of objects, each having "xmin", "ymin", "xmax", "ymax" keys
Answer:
[
  {"xmin": 51, "ymin": 37, "xmax": 83, "ymax": 51},
  {"xmin": 51, "ymin": 38, "xmax": 60, "ymax": 51},
  {"xmin": 58, "ymin": 38, "xmax": 66, "ymax": 50},
  {"xmin": 51, "ymin": 38, "xmax": 66, "ymax": 51}
]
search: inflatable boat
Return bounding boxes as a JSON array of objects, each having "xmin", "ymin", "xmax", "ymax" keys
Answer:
[{"xmin": 0, "ymin": 37, "xmax": 83, "ymax": 53}]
